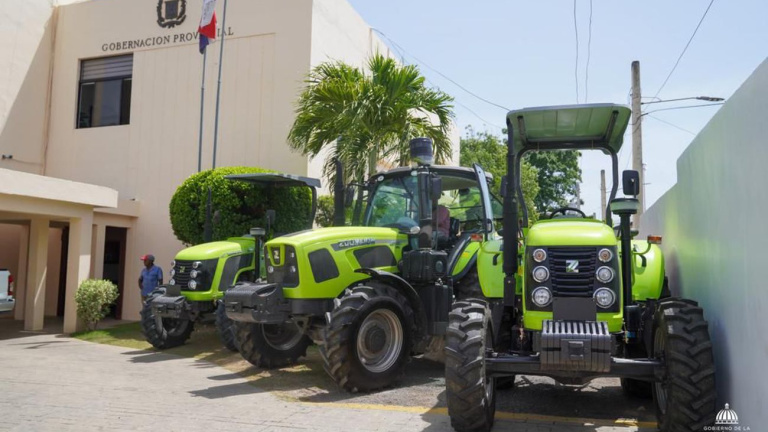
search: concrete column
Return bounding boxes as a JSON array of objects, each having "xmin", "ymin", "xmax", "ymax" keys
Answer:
[
  {"xmin": 63, "ymin": 213, "xmax": 93, "ymax": 333},
  {"xmin": 14, "ymin": 225, "xmax": 29, "ymax": 321},
  {"xmin": 91, "ymin": 224, "xmax": 106, "ymax": 279},
  {"xmin": 24, "ymin": 219, "xmax": 49, "ymax": 331}
]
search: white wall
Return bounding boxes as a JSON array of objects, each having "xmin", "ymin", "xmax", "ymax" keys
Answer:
[{"xmin": 640, "ymin": 57, "xmax": 768, "ymax": 428}]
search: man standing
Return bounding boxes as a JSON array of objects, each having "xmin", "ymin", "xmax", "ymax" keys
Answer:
[{"xmin": 138, "ymin": 254, "xmax": 163, "ymax": 302}]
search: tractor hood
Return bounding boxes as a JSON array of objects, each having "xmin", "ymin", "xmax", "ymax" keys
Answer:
[
  {"xmin": 527, "ymin": 219, "xmax": 616, "ymax": 247},
  {"xmin": 270, "ymin": 227, "xmax": 405, "ymax": 249},
  {"xmin": 175, "ymin": 238, "xmax": 254, "ymax": 260}
]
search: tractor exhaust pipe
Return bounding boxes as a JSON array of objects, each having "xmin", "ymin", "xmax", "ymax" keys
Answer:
[
  {"xmin": 503, "ymin": 121, "xmax": 519, "ymax": 306},
  {"xmin": 333, "ymin": 158, "xmax": 345, "ymax": 227}
]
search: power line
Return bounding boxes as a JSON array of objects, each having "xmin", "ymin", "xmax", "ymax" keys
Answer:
[
  {"xmin": 585, "ymin": 0, "xmax": 593, "ymax": 102},
  {"xmin": 643, "ymin": 102, "xmax": 724, "ymax": 116},
  {"xmin": 573, "ymin": 0, "xmax": 580, "ymax": 103},
  {"xmin": 652, "ymin": 0, "xmax": 716, "ymax": 99},
  {"xmin": 371, "ymin": 28, "xmax": 511, "ymax": 112},
  {"xmin": 646, "ymin": 114, "xmax": 696, "ymax": 136}
]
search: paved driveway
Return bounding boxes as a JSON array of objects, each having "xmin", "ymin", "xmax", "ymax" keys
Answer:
[{"xmin": 0, "ymin": 328, "xmax": 654, "ymax": 432}]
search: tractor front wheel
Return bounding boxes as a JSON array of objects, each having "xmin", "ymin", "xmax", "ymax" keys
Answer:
[
  {"xmin": 215, "ymin": 301, "xmax": 239, "ymax": 352},
  {"xmin": 140, "ymin": 287, "xmax": 194, "ymax": 349},
  {"xmin": 445, "ymin": 299, "xmax": 496, "ymax": 432},
  {"xmin": 652, "ymin": 298, "xmax": 717, "ymax": 431},
  {"xmin": 321, "ymin": 282, "xmax": 415, "ymax": 392},
  {"xmin": 236, "ymin": 321, "xmax": 312, "ymax": 368}
]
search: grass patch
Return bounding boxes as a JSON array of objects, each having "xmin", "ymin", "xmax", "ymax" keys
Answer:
[{"xmin": 73, "ymin": 322, "xmax": 150, "ymax": 350}]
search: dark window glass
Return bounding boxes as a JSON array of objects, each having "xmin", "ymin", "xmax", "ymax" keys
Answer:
[{"xmin": 77, "ymin": 55, "xmax": 133, "ymax": 129}]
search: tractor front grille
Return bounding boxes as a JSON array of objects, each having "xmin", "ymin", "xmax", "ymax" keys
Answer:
[
  {"xmin": 173, "ymin": 260, "xmax": 194, "ymax": 287},
  {"xmin": 548, "ymin": 247, "xmax": 597, "ymax": 297}
]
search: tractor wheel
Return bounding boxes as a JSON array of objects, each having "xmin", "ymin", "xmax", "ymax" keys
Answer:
[
  {"xmin": 140, "ymin": 287, "xmax": 194, "ymax": 349},
  {"xmin": 454, "ymin": 268, "xmax": 483, "ymax": 300},
  {"xmin": 215, "ymin": 301, "xmax": 239, "ymax": 352},
  {"xmin": 652, "ymin": 298, "xmax": 717, "ymax": 431},
  {"xmin": 321, "ymin": 282, "xmax": 415, "ymax": 392},
  {"xmin": 445, "ymin": 299, "xmax": 496, "ymax": 432},
  {"xmin": 236, "ymin": 321, "xmax": 311, "ymax": 368}
]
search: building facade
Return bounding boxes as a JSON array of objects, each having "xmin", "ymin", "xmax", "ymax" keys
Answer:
[{"xmin": 0, "ymin": 0, "xmax": 459, "ymax": 326}]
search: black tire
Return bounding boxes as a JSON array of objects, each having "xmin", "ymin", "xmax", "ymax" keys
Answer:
[
  {"xmin": 215, "ymin": 301, "xmax": 239, "ymax": 352},
  {"xmin": 140, "ymin": 287, "xmax": 194, "ymax": 349},
  {"xmin": 652, "ymin": 298, "xmax": 717, "ymax": 431},
  {"xmin": 320, "ymin": 282, "xmax": 415, "ymax": 392},
  {"xmin": 236, "ymin": 321, "xmax": 311, "ymax": 368},
  {"xmin": 445, "ymin": 299, "xmax": 496, "ymax": 432}
]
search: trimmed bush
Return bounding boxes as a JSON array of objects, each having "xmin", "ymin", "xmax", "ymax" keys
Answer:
[
  {"xmin": 169, "ymin": 166, "xmax": 313, "ymax": 245},
  {"xmin": 75, "ymin": 279, "xmax": 119, "ymax": 331}
]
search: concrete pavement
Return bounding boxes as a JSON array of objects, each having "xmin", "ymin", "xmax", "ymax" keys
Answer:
[{"xmin": 0, "ymin": 331, "xmax": 652, "ymax": 432}]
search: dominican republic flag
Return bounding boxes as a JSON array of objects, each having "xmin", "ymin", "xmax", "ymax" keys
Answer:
[{"xmin": 199, "ymin": 0, "xmax": 217, "ymax": 54}]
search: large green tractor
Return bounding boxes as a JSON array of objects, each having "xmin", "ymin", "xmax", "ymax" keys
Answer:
[
  {"xmin": 141, "ymin": 173, "xmax": 321, "ymax": 350},
  {"xmin": 225, "ymin": 138, "xmax": 504, "ymax": 389},
  {"xmin": 444, "ymin": 104, "xmax": 716, "ymax": 432}
]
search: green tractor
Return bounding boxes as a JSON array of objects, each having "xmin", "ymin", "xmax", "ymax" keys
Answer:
[
  {"xmin": 444, "ymin": 104, "xmax": 716, "ymax": 432},
  {"xmin": 141, "ymin": 173, "xmax": 321, "ymax": 351},
  {"xmin": 224, "ymin": 137, "xmax": 505, "ymax": 387}
]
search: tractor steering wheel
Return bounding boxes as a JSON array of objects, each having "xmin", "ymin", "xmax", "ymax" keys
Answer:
[{"xmin": 548, "ymin": 207, "xmax": 587, "ymax": 219}]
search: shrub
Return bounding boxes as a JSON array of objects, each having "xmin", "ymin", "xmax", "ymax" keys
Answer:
[
  {"xmin": 169, "ymin": 166, "xmax": 313, "ymax": 245},
  {"xmin": 75, "ymin": 279, "xmax": 119, "ymax": 331}
]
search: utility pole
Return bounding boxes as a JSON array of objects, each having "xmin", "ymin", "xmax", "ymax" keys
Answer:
[
  {"xmin": 600, "ymin": 169, "xmax": 606, "ymax": 221},
  {"xmin": 631, "ymin": 60, "xmax": 644, "ymax": 226}
]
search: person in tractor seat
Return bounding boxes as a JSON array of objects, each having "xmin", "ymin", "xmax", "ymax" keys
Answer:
[{"xmin": 436, "ymin": 205, "xmax": 454, "ymax": 249}]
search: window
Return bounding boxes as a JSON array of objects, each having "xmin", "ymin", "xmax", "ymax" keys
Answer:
[
  {"xmin": 77, "ymin": 55, "xmax": 133, "ymax": 128},
  {"xmin": 366, "ymin": 176, "xmax": 419, "ymax": 229}
]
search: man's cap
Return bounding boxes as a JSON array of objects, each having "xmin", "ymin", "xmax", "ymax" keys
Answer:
[{"xmin": 140, "ymin": 254, "xmax": 155, "ymax": 261}]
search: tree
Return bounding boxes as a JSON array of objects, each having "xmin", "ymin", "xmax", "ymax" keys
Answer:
[
  {"xmin": 524, "ymin": 150, "xmax": 582, "ymax": 213},
  {"xmin": 459, "ymin": 127, "xmax": 540, "ymax": 223},
  {"xmin": 288, "ymin": 53, "xmax": 455, "ymax": 196}
]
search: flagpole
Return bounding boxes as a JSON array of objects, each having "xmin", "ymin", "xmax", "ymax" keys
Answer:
[
  {"xmin": 211, "ymin": 0, "xmax": 228, "ymax": 169},
  {"xmin": 197, "ymin": 50, "xmax": 206, "ymax": 172}
]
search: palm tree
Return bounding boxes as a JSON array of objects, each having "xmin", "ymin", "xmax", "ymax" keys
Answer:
[{"xmin": 288, "ymin": 53, "xmax": 455, "ymax": 211}]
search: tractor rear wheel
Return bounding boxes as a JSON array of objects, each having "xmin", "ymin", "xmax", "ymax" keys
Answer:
[
  {"xmin": 445, "ymin": 299, "xmax": 496, "ymax": 432},
  {"xmin": 236, "ymin": 321, "xmax": 311, "ymax": 368},
  {"xmin": 215, "ymin": 301, "xmax": 239, "ymax": 352},
  {"xmin": 652, "ymin": 298, "xmax": 717, "ymax": 431},
  {"xmin": 140, "ymin": 287, "xmax": 194, "ymax": 349},
  {"xmin": 321, "ymin": 282, "xmax": 415, "ymax": 392}
]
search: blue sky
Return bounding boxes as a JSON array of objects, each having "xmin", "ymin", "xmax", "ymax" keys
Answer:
[{"xmin": 347, "ymin": 0, "xmax": 768, "ymax": 216}]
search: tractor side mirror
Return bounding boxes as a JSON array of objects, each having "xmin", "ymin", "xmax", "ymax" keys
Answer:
[
  {"xmin": 344, "ymin": 185, "xmax": 356, "ymax": 208},
  {"xmin": 499, "ymin": 176, "xmax": 508, "ymax": 198},
  {"xmin": 430, "ymin": 177, "xmax": 443, "ymax": 201},
  {"xmin": 622, "ymin": 170, "xmax": 640, "ymax": 196}
]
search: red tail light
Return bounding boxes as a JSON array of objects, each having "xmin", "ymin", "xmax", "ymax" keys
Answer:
[{"xmin": 7, "ymin": 274, "xmax": 13, "ymax": 297}]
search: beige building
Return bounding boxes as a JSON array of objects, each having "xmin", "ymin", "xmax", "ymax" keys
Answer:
[{"xmin": 0, "ymin": 0, "xmax": 460, "ymax": 331}]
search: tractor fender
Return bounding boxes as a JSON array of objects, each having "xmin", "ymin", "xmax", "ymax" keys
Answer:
[{"xmin": 354, "ymin": 268, "xmax": 428, "ymax": 337}]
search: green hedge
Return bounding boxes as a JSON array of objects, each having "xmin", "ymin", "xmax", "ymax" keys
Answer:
[{"xmin": 170, "ymin": 166, "xmax": 313, "ymax": 245}]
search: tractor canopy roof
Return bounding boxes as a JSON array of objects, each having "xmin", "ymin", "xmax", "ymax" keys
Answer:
[
  {"xmin": 224, "ymin": 173, "xmax": 321, "ymax": 189},
  {"xmin": 373, "ymin": 165, "xmax": 493, "ymax": 184},
  {"xmin": 507, "ymin": 103, "xmax": 631, "ymax": 155}
]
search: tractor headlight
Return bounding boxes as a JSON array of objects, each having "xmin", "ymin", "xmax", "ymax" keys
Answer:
[
  {"xmin": 169, "ymin": 278, "xmax": 176, "ymax": 285},
  {"xmin": 188, "ymin": 280, "xmax": 197, "ymax": 289},
  {"xmin": 190, "ymin": 270, "xmax": 199, "ymax": 279},
  {"xmin": 531, "ymin": 287, "xmax": 552, "ymax": 307},
  {"xmin": 598, "ymin": 248, "xmax": 613, "ymax": 262},
  {"xmin": 192, "ymin": 261, "xmax": 202, "ymax": 269},
  {"xmin": 289, "ymin": 265, "xmax": 297, "ymax": 274},
  {"xmin": 171, "ymin": 260, "xmax": 176, "ymax": 268},
  {"xmin": 267, "ymin": 266, "xmax": 274, "ymax": 274},
  {"xmin": 532, "ymin": 249, "xmax": 547, "ymax": 263},
  {"xmin": 596, "ymin": 266, "xmax": 614, "ymax": 283},
  {"xmin": 170, "ymin": 269, "xmax": 176, "ymax": 277},
  {"xmin": 532, "ymin": 266, "xmax": 549, "ymax": 282},
  {"xmin": 594, "ymin": 288, "xmax": 615, "ymax": 308}
]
